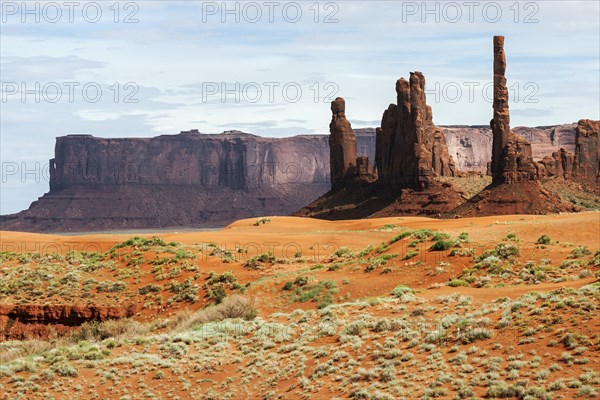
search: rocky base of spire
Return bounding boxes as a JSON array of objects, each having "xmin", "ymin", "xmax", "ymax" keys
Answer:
[
  {"xmin": 499, "ymin": 132, "xmax": 538, "ymax": 184},
  {"xmin": 449, "ymin": 181, "xmax": 581, "ymax": 217},
  {"xmin": 294, "ymin": 181, "xmax": 466, "ymax": 220}
]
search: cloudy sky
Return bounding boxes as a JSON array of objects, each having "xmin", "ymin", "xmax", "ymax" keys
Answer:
[{"xmin": 1, "ymin": 0, "xmax": 599, "ymax": 214}]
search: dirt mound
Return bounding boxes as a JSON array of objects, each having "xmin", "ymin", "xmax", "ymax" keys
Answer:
[
  {"xmin": 295, "ymin": 182, "xmax": 466, "ymax": 220},
  {"xmin": 450, "ymin": 181, "xmax": 581, "ymax": 217}
]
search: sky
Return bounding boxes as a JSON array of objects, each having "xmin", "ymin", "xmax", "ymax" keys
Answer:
[{"xmin": 1, "ymin": 0, "xmax": 599, "ymax": 214}]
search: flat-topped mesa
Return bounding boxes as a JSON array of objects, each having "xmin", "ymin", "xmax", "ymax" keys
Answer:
[
  {"xmin": 491, "ymin": 35, "xmax": 537, "ymax": 184},
  {"xmin": 375, "ymin": 71, "xmax": 456, "ymax": 188},
  {"xmin": 329, "ymin": 97, "xmax": 375, "ymax": 189}
]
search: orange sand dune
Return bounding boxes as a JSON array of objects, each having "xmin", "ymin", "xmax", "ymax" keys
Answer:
[{"xmin": 2, "ymin": 212, "xmax": 598, "ymax": 256}]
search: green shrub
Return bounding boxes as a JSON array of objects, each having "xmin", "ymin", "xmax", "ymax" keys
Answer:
[
  {"xmin": 589, "ymin": 250, "xmax": 600, "ymax": 266},
  {"xmin": 206, "ymin": 270, "xmax": 237, "ymax": 285},
  {"xmin": 486, "ymin": 383, "xmax": 524, "ymax": 398},
  {"xmin": 391, "ymin": 285, "xmax": 413, "ymax": 297},
  {"xmin": 318, "ymin": 292, "xmax": 334, "ymax": 309},
  {"xmin": 461, "ymin": 328, "xmax": 492, "ymax": 343},
  {"xmin": 388, "ymin": 229, "xmax": 433, "ymax": 244},
  {"xmin": 165, "ymin": 278, "xmax": 198, "ymax": 303},
  {"xmin": 207, "ymin": 284, "xmax": 227, "ymax": 304},
  {"xmin": 282, "ymin": 282, "xmax": 293, "ymax": 291},
  {"xmin": 52, "ymin": 363, "xmax": 78, "ymax": 377},
  {"xmin": 253, "ymin": 217, "xmax": 271, "ymax": 226},
  {"xmin": 476, "ymin": 243, "xmax": 519, "ymax": 262},
  {"xmin": 342, "ymin": 321, "xmax": 365, "ymax": 336},
  {"xmin": 244, "ymin": 252, "xmax": 275, "ymax": 269},
  {"xmin": 430, "ymin": 240, "xmax": 455, "ymax": 251},
  {"xmin": 138, "ymin": 284, "xmax": 161, "ymax": 295},
  {"xmin": 495, "ymin": 243, "xmax": 520, "ymax": 258},
  {"xmin": 448, "ymin": 279, "xmax": 469, "ymax": 287},
  {"xmin": 357, "ymin": 245, "xmax": 374, "ymax": 257},
  {"xmin": 504, "ymin": 232, "xmax": 518, "ymax": 241},
  {"xmin": 328, "ymin": 263, "xmax": 342, "ymax": 271},
  {"xmin": 570, "ymin": 246, "xmax": 591, "ymax": 259},
  {"xmin": 536, "ymin": 235, "xmax": 551, "ymax": 245},
  {"xmin": 449, "ymin": 248, "xmax": 475, "ymax": 257},
  {"xmin": 432, "ymin": 232, "xmax": 450, "ymax": 241},
  {"xmin": 109, "ymin": 236, "xmax": 167, "ymax": 251},
  {"xmin": 294, "ymin": 276, "xmax": 309, "ymax": 286},
  {"xmin": 333, "ymin": 247, "xmax": 355, "ymax": 258},
  {"xmin": 402, "ymin": 251, "xmax": 418, "ymax": 260},
  {"xmin": 96, "ymin": 281, "xmax": 126, "ymax": 293}
]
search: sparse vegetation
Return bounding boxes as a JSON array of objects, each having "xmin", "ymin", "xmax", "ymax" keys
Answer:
[{"xmin": 1, "ymin": 214, "xmax": 598, "ymax": 399}]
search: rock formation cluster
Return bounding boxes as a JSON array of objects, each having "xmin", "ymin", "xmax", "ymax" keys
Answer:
[
  {"xmin": 486, "ymin": 36, "xmax": 598, "ymax": 189},
  {"xmin": 375, "ymin": 72, "xmax": 457, "ymax": 188},
  {"xmin": 453, "ymin": 36, "xmax": 583, "ymax": 216},
  {"xmin": 298, "ymin": 72, "xmax": 465, "ymax": 219},
  {"xmin": 443, "ymin": 124, "xmax": 577, "ymax": 173},
  {"xmin": 329, "ymin": 72, "xmax": 457, "ymax": 192}
]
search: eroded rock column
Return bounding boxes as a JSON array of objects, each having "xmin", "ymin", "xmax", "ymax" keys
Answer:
[
  {"xmin": 329, "ymin": 97, "xmax": 357, "ymax": 189},
  {"xmin": 491, "ymin": 35, "xmax": 510, "ymax": 184}
]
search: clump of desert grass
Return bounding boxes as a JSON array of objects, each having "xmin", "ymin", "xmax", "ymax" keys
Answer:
[{"xmin": 170, "ymin": 294, "xmax": 257, "ymax": 332}]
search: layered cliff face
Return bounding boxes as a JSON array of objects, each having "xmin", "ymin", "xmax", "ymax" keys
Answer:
[
  {"xmin": 49, "ymin": 131, "xmax": 330, "ymax": 191},
  {"xmin": 376, "ymin": 72, "xmax": 456, "ymax": 188},
  {"xmin": 443, "ymin": 124, "xmax": 577, "ymax": 173},
  {"xmin": 573, "ymin": 119, "xmax": 600, "ymax": 183}
]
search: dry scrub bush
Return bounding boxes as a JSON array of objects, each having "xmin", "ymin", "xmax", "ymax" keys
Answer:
[
  {"xmin": 0, "ymin": 340, "xmax": 54, "ymax": 364},
  {"xmin": 74, "ymin": 318, "xmax": 150, "ymax": 342},
  {"xmin": 172, "ymin": 295, "xmax": 257, "ymax": 332}
]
